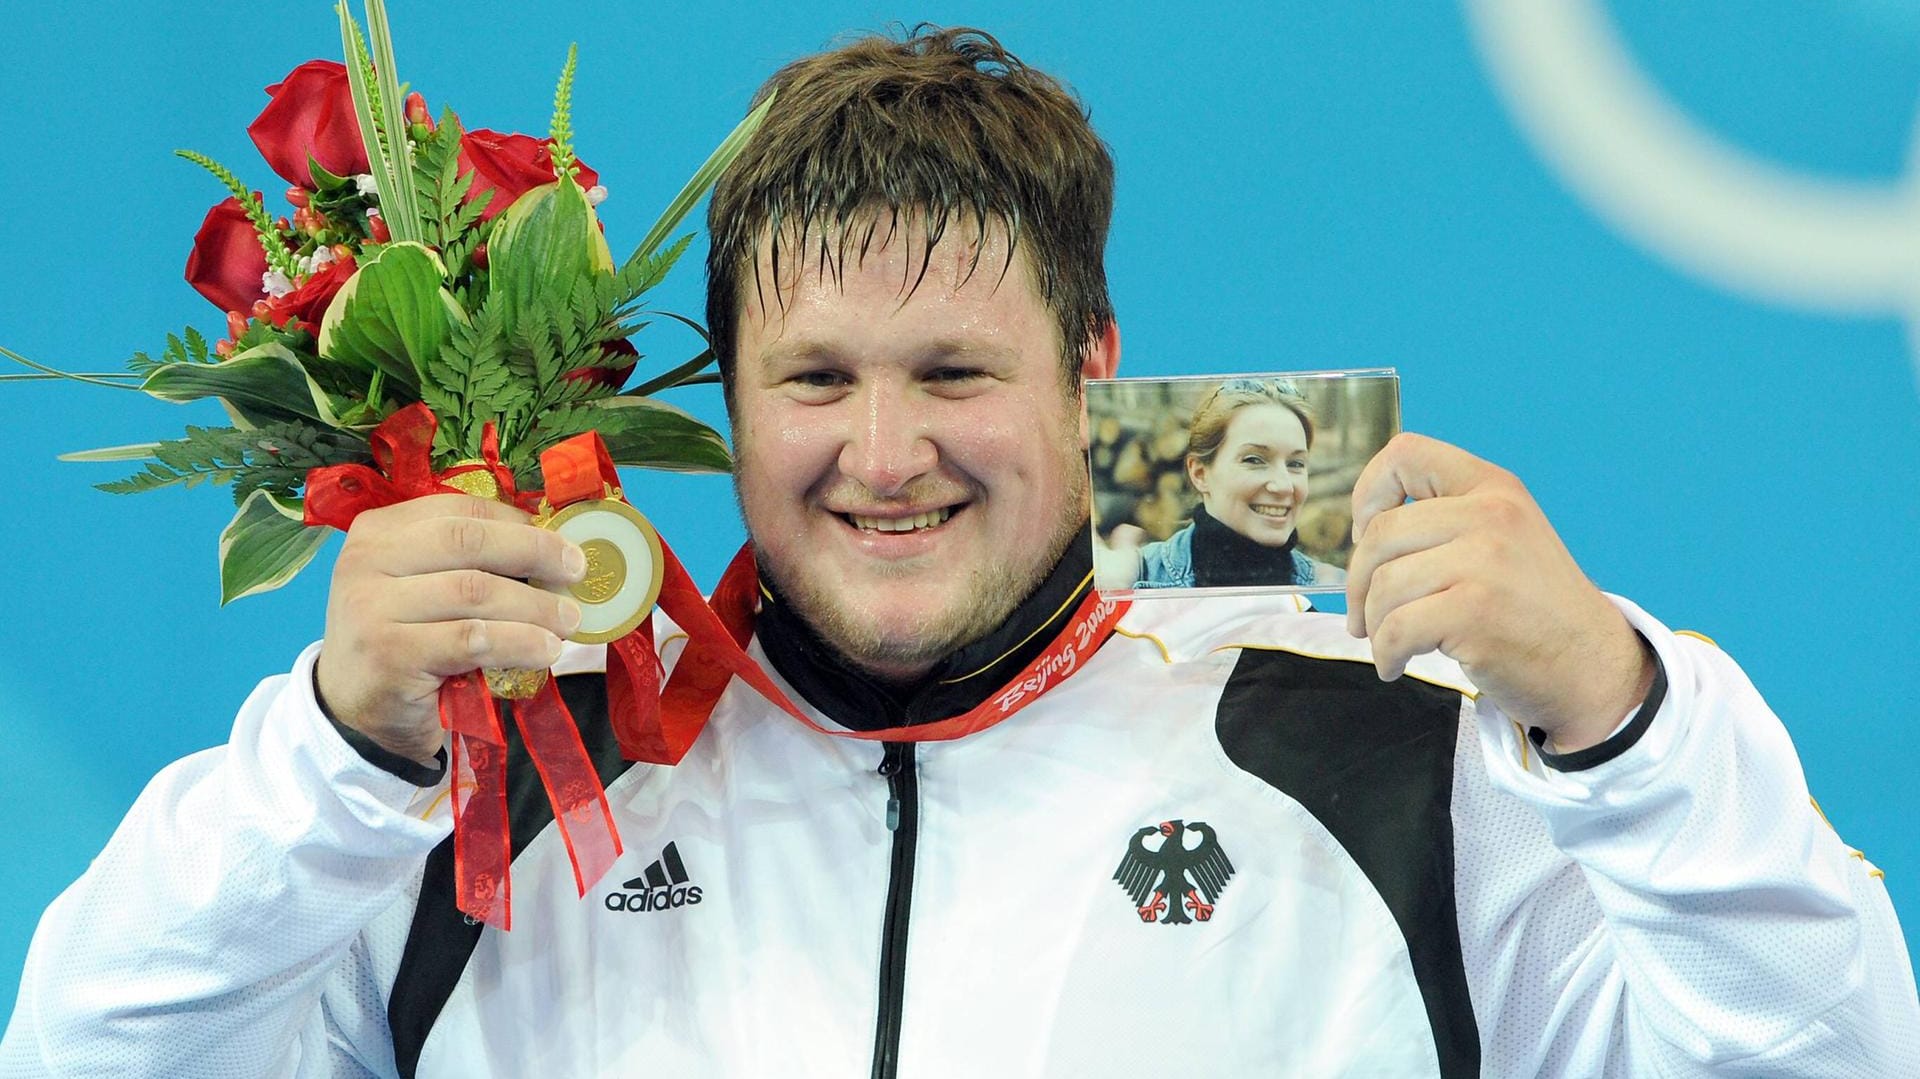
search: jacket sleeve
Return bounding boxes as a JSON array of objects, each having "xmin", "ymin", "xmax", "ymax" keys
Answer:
[
  {"xmin": 1458, "ymin": 595, "xmax": 1920, "ymax": 1076},
  {"xmin": 0, "ymin": 644, "xmax": 451, "ymax": 1079}
]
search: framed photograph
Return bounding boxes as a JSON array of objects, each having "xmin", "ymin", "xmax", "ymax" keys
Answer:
[{"xmin": 1087, "ymin": 369, "xmax": 1401, "ymax": 597}]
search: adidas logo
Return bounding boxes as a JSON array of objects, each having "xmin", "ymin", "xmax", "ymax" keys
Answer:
[{"xmin": 603, "ymin": 841, "xmax": 704, "ymax": 914}]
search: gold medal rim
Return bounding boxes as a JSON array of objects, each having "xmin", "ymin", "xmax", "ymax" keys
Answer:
[{"xmin": 540, "ymin": 498, "xmax": 664, "ymax": 644}]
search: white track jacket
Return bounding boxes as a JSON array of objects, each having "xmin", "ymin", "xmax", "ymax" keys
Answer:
[{"xmin": 3, "ymin": 593, "xmax": 1917, "ymax": 1077}]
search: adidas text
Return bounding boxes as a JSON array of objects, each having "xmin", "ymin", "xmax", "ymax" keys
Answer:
[{"xmin": 605, "ymin": 884, "xmax": 703, "ymax": 913}]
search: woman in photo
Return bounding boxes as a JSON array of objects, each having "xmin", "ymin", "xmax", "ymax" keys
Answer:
[{"xmin": 1121, "ymin": 379, "xmax": 1346, "ymax": 590}]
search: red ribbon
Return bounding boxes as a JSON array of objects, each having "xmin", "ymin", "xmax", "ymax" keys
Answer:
[
  {"xmin": 302, "ymin": 403, "xmax": 526, "ymax": 528},
  {"xmin": 654, "ymin": 542, "xmax": 1130, "ymax": 746},
  {"xmin": 439, "ymin": 672, "xmax": 513, "ymax": 928},
  {"xmin": 433, "ymin": 430, "xmax": 715, "ymax": 931},
  {"xmin": 304, "ymin": 412, "xmax": 672, "ymax": 930}
]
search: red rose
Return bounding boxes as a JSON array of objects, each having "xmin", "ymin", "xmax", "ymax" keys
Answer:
[
  {"xmin": 247, "ymin": 60, "xmax": 370, "ymax": 188},
  {"xmin": 564, "ymin": 337, "xmax": 637, "ymax": 390},
  {"xmin": 185, "ymin": 198, "xmax": 269, "ymax": 315},
  {"xmin": 458, "ymin": 129, "xmax": 600, "ymax": 221},
  {"xmin": 265, "ymin": 254, "xmax": 359, "ymax": 332}
]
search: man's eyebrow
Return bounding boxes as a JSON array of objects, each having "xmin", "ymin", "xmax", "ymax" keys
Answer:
[
  {"xmin": 754, "ymin": 340, "xmax": 841, "ymax": 368},
  {"xmin": 917, "ymin": 340, "xmax": 1020, "ymax": 365},
  {"xmin": 753, "ymin": 338, "xmax": 1022, "ymax": 368}
]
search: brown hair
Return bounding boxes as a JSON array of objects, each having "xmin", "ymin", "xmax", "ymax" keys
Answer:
[
  {"xmin": 705, "ymin": 25, "xmax": 1116, "ymax": 394},
  {"xmin": 1186, "ymin": 379, "xmax": 1317, "ymax": 465}
]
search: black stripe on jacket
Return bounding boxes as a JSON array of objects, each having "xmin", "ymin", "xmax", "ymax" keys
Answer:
[{"xmin": 1214, "ymin": 648, "xmax": 1481, "ymax": 1078}]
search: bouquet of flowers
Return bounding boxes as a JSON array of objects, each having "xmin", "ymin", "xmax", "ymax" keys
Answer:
[
  {"xmin": 2, "ymin": 0, "xmax": 771, "ymax": 931},
  {"xmin": 5, "ymin": 0, "xmax": 767, "ymax": 604}
]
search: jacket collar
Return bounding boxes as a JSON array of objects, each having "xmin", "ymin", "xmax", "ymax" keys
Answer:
[{"xmin": 754, "ymin": 535, "xmax": 1096, "ymax": 732}]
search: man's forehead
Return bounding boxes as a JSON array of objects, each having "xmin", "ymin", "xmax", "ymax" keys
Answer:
[{"xmin": 743, "ymin": 208, "xmax": 1032, "ymax": 308}]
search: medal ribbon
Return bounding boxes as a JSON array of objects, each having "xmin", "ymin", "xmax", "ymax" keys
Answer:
[
  {"xmin": 654, "ymin": 542, "xmax": 1130, "ymax": 745},
  {"xmin": 434, "ymin": 430, "xmax": 681, "ymax": 931},
  {"xmin": 302, "ymin": 412, "xmax": 671, "ymax": 930}
]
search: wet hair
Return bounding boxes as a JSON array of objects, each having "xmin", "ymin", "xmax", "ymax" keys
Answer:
[
  {"xmin": 705, "ymin": 24, "xmax": 1116, "ymax": 396},
  {"xmin": 1185, "ymin": 378, "xmax": 1317, "ymax": 465}
]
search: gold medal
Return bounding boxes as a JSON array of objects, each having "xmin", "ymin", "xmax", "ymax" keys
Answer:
[{"xmin": 534, "ymin": 496, "xmax": 665, "ymax": 644}]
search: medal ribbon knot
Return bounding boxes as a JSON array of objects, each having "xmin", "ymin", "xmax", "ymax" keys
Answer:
[{"xmin": 301, "ymin": 403, "xmax": 527, "ymax": 529}]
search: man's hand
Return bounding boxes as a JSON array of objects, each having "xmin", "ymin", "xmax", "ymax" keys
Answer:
[
  {"xmin": 1345, "ymin": 433, "xmax": 1654, "ymax": 751},
  {"xmin": 315, "ymin": 494, "xmax": 587, "ymax": 765}
]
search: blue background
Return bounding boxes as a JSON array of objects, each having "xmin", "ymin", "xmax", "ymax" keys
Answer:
[{"xmin": 3, "ymin": 1, "xmax": 1916, "ymax": 1014}]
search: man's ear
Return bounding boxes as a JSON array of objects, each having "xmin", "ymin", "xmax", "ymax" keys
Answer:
[
  {"xmin": 1080, "ymin": 319, "xmax": 1121, "ymax": 380},
  {"xmin": 1075, "ymin": 320, "xmax": 1121, "ymax": 447}
]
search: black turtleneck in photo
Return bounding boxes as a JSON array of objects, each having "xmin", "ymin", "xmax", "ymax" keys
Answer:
[{"xmin": 1189, "ymin": 504, "xmax": 1301, "ymax": 588}]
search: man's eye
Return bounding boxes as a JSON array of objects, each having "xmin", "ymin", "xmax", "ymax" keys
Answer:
[
  {"xmin": 927, "ymin": 367, "xmax": 987, "ymax": 384},
  {"xmin": 791, "ymin": 370, "xmax": 849, "ymax": 390}
]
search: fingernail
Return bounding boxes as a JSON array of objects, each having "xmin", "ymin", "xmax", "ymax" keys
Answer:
[
  {"xmin": 559, "ymin": 599, "xmax": 582, "ymax": 637},
  {"xmin": 562, "ymin": 542, "xmax": 587, "ymax": 580},
  {"xmin": 547, "ymin": 633, "xmax": 565, "ymax": 663}
]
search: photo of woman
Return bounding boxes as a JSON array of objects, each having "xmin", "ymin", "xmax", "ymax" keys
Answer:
[{"xmin": 1089, "ymin": 371, "xmax": 1399, "ymax": 595}]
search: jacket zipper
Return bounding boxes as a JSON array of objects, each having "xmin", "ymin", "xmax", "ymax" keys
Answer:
[{"xmin": 870, "ymin": 741, "xmax": 919, "ymax": 1079}]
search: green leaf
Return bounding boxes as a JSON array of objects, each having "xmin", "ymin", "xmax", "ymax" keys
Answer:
[
  {"xmin": 59, "ymin": 442, "xmax": 162, "ymax": 463},
  {"xmin": 218, "ymin": 489, "xmax": 331, "ymax": 604},
  {"xmin": 587, "ymin": 395, "xmax": 732, "ymax": 473},
  {"xmin": 486, "ymin": 178, "xmax": 613, "ymax": 338},
  {"xmin": 548, "ymin": 44, "xmax": 580, "ymax": 180},
  {"xmin": 318, "ymin": 241, "xmax": 464, "ymax": 391},
  {"xmin": 626, "ymin": 92, "xmax": 775, "ymax": 270},
  {"xmin": 337, "ymin": 5, "xmax": 393, "ymax": 216},
  {"xmin": 362, "ymin": 0, "xmax": 424, "ymax": 244},
  {"xmin": 141, "ymin": 342, "xmax": 354, "ymax": 428},
  {"xmin": 615, "ymin": 233, "xmax": 695, "ymax": 310},
  {"xmin": 308, "ymin": 154, "xmax": 351, "ymax": 191},
  {"xmin": 2, "ymin": 345, "xmax": 145, "ymax": 390},
  {"xmin": 625, "ymin": 347, "xmax": 715, "ymax": 397}
]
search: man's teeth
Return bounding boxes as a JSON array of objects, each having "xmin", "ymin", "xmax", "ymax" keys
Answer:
[
  {"xmin": 849, "ymin": 507, "xmax": 954, "ymax": 532},
  {"xmin": 1250, "ymin": 505, "xmax": 1291, "ymax": 518}
]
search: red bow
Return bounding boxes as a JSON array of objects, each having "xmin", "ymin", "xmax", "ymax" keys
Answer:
[{"xmin": 303, "ymin": 403, "xmax": 526, "ymax": 528}]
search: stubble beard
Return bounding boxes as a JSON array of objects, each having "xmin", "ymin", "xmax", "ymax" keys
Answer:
[{"xmin": 741, "ymin": 450, "xmax": 1090, "ymax": 686}]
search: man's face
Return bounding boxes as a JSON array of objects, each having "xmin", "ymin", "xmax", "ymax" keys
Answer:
[{"xmin": 730, "ymin": 221, "xmax": 1100, "ymax": 683}]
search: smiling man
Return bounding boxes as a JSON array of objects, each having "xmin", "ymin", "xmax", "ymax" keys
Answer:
[
  {"xmin": 727, "ymin": 217, "xmax": 1110, "ymax": 682},
  {"xmin": 5, "ymin": 25, "xmax": 1918, "ymax": 1079}
]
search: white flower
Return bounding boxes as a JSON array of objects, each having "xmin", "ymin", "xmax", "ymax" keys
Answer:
[
  {"xmin": 261, "ymin": 269, "xmax": 295, "ymax": 299},
  {"xmin": 586, "ymin": 184, "xmax": 609, "ymax": 206},
  {"xmin": 354, "ymin": 174, "xmax": 380, "ymax": 197},
  {"xmin": 295, "ymin": 245, "xmax": 338, "ymax": 276}
]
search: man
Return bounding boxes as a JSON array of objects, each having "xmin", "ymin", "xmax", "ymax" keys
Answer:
[{"xmin": 4, "ymin": 26, "xmax": 1917, "ymax": 1078}]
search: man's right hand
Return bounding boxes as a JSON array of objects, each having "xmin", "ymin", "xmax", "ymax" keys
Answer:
[{"xmin": 315, "ymin": 494, "xmax": 587, "ymax": 765}]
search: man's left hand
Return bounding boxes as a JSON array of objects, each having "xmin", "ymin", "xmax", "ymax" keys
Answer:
[{"xmin": 1345, "ymin": 433, "xmax": 1654, "ymax": 752}]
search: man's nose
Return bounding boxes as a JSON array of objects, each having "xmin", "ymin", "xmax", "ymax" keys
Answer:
[{"xmin": 838, "ymin": 386, "xmax": 937, "ymax": 495}]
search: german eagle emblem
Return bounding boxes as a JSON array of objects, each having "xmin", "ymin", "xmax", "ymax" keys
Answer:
[{"xmin": 1112, "ymin": 819, "xmax": 1235, "ymax": 924}]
